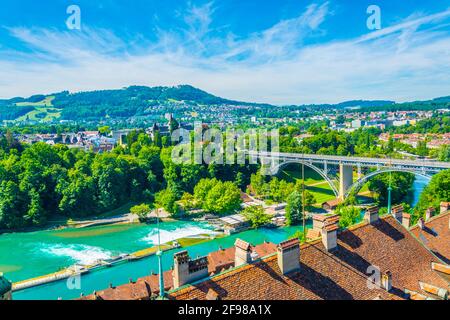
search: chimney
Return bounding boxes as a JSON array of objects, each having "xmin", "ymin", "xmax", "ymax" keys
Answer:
[
  {"xmin": 364, "ymin": 206, "xmax": 379, "ymax": 224},
  {"xmin": 425, "ymin": 207, "xmax": 435, "ymax": 221},
  {"xmin": 173, "ymin": 250, "xmax": 209, "ymax": 289},
  {"xmin": 440, "ymin": 202, "xmax": 450, "ymax": 214},
  {"xmin": 321, "ymin": 214, "xmax": 339, "ymax": 251},
  {"xmin": 381, "ymin": 271, "xmax": 392, "ymax": 292},
  {"xmin": 234, "ymin": 239, "xmax": 252, "ymax": 267},
  {"xmin": 312, "ymin": 214, "xmax": 327, "ymax": 231},
  {"xmin": 277, "ymin": 239, "xmax": 300, "ymax": 275},
  {"xmin": 418, "ymin": 218, "xmax": 425, "ymax": 230},
  {"xmin": 402, "ymin": 213, "xmax": 411, "ymax": 229},
  {"xmin": 391, "ymin": 205, "xmax": 403, "ymax": 221}
]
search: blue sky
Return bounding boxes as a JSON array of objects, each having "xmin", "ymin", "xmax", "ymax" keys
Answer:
[{"xmin": 1, "ymin": 0, "xmax": 450, "ymax": 104}]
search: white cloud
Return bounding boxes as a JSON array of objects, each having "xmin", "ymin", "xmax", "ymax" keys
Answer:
[{"xmin": 1, "ymin": 2, "xmax": 450, "ymax": 104}]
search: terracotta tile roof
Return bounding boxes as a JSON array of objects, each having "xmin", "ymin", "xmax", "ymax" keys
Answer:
[
  {"xmin": 78, "ymin": 270, "xmax": 174, "ymax": 300},
  {"xmin": 169, "ymin": 216, "xmax": 448, "ymax": 300},
  {"xmin": 207, "ymin": 242, "xmax": 277, "ymax": 274},
  {"xmin": 322, "ymin": 198, "xmax": 342, "ymax": 208},
  {"xmin": 411, "ymin": 212, "xmax": 450, "ymax": 264},
  {"xmin": 365, "ymin": 206, "xmax": 379, "ymax": 214},
  {"xmin": 313, "ymin": 214, "xmax": 327, "ymax": 222},
  {"xmin": 324, "ymin": 224, "xmax": 339, "ymax": 232},
  {"xmin": 307, "ymin": 229, "xmax": 321, "ymax": 240},
  {"xmin": 324, "ymin": 214, "xmax": 340, "ymax": 226},
  {"xmin": 235, "ymin": 239, "xmax": 251, "ymax": 251},
  {"xmin": 79, "ymin": 279, "xmax": 152, "ymax": 300},
  {"xmin": 208, "ymin": 247, "xmax": 235, "ymax": 274},
  {"xmin": 169, "ymin": 246, "xmax": 396, "ymax": 300},
  {"xmin": 392, "ymin": 205, "xmax": 403, "ymax": 214},
  {"xmin": 254, "ymin": 242, "xmax": 277, "ymax": 257},
  {"xmin": 278, "ymin": 239, "xmax": 299, "ymax": 251}
]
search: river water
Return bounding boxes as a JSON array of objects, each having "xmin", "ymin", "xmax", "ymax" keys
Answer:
[{"xmin": 0, "ymin": 176, "xmax": 429, "ymax": 300}]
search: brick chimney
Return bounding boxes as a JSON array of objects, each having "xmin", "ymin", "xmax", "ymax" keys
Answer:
[
  {"xmin": 425, "ymin": 207, "xmax": 435, "ymax": 221},
  {"xmin": 418, "ymin": 218, "xmax": 425, "ymax": 230},
  {"xmin": 381, "ymin": 271, "xmax": 392, "ymax": 292},
  {"xmin": 312, "ymin": 214, "xmax": 327, "ymax": 230},
  {"xmin": 321, "ymin": 214, "xmax": 339, "ymax": 251},
  {"xmin": 391, "ymin": 204, "xmax": 403, "ymax": 221},
  {"xmin": 364, "ymin": 206, "xmax": 379, "ymax": 224},
  {"xmin": 440, "ymin": 202, "xmax": 450, "ymax": 214},
  {"xmin": 277, "ymin": 239, "xmax": 300, "ymax": 275},
  {"xmin": 173, "ymin": 251, "xmax": 209, "ymax": 289},
  {"xmin": 402, "ymin": 213, "xmax": 411, "ymax": 229},
  {"xmin": 234, "ymin": 239, "xmax": 252, "ymax": 267}
]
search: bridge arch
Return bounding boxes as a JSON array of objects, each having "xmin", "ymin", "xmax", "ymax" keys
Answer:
[
  {"xmin": 344, "ymin": 168, "xmax": 432, "ymax": 199},
  {"xmin": 270, "ymin": 160, "xmax": 339, "ymax": 198}
]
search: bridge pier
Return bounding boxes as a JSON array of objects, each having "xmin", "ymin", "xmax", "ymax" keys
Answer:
[{"xmin": 339, "ymin": 164, "xmax": 353, "ymax": 200}]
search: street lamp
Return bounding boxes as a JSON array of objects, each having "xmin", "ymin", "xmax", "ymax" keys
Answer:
[
  {"xmin": 156, "ymin": 208, "xmax": 165, "ymax": 299},
  {"xmin": 387, "ymin": 159, "xmax": 393, "ymax": 215}
]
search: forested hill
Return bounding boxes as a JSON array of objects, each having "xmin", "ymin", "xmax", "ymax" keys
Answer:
[
  {"xmin": 0, "ymin": 85, "xmax": 273, "ymax": 121},
  {"xmin": 1, "ymin": 84, "xmax": 450, "ymax": 122}
]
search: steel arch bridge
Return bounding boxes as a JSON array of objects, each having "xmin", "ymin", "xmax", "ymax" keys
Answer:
[
  {"xmin": 250, "ymin": 151, "xmax": 450, "ymax": 200},
  {"xmin": 343, "ymin": 168, "xmax": 432, "ymax": 199}
]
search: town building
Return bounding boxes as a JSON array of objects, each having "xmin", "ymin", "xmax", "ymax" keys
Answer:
[{"xmin": 322, "ymin": 198, "xmax": 343, "ymax": 211}]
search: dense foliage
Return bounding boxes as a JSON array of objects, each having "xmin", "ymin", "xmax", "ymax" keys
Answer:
[
  {"xmin": 336, "ymin": 206, "xmax": 361, "ymax": 229},
  {"xmin": 0, "ymin": 105, "xmax": 34, "ymax": 121},
  {"xmin": 367, "ymin": 172, "xmax": 415, "ymax": 206},
  {"xmin": 241, "ymin": 205, "xmax": 271, "ymax": 229},
  {"xmin": 285, "ymin": 191, "xmax": 303, "ymax": 226},
  {"xmin": 0, "ymin": 139, "xmax": 161, "ymax": 229},
  {"xmin": 414, "ymin": 170, "xmax": 450, "ymax": 222}
]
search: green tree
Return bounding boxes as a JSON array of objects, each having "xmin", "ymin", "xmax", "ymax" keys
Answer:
[
  {"xmin": 130, "ymin": 203, "xmax": 152, "ymax": 220},
  {"xmin": 437, "ymin": 145, "xmax": 450, "ymax": 162},
  {"xmin": 286, "ymin": 191, "xmax": 302, "ymax": 226},
  {"xmin": 368, "ymin": 172, "xmax": 415, "ymax": 206},
  {"xmin": 179, "ymin": 192, "xmax": 198, "ymax": 211},
  {"xmin": 194, "ymin": 178, "xmax": 219, "ymax": 204},
  {"xmin": 242, "ymin": 205, "xmax": 271, "ymax": 229},
  {"xmin": 414, "ymin": 169, "xmax": 450, "ymax": 221},
  {"xmin": 0, "ymin": 180, "xmax": 27, "ymax": 229},
  {"xmin": 416, "ymin": 140, "xmax": 429, "ymax": 157},
  {"xmin": 337, "ymin": 206, "xmax": 360, "ymax": 229},
  {"xmin": 98, "ymin": 126, "xmax": 110, "ymax": 135},
  {"xmin": 304, "ymin": 191, "xmax": 316, "ymax": 209},
  {"xmin": 155, "ymin": 188, "xmax": 179, "ymax": 216},
  {"xmin": 203, "ymin": 181, "xmax": 242, "ymax": 215},
  {"xmin": 291, "ymin": 230, "xmax": 307, "ymax": 243}
]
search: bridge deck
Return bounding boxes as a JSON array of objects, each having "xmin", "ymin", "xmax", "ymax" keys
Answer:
[{"xmin": 250, "ymin": 151, "xmax": 450, "ymax": 171}]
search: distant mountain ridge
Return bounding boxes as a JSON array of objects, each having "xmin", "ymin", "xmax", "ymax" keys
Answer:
[
  {"xmin": 0, "ymin": 85, "xmax": 274, "ymax": 121},
  {"xmin": 0, "ymin": 84, "xmax": 449, "ymax": 122}
]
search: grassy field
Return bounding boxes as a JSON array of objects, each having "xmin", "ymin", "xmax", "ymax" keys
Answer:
[
  {"xmin": 279, "ymin": 166, "xmax": 376, "ymax": 205},
  {"xmin": 14, "ymin": 96, "xmax": 61, "ymax": 122},
  {"xmin": 16, "ymin": 107, "xmax": 61, "ymax": 122},
  {"xmin": 16, "ymin": 96, "xmax": 55, "ymax": 107}
]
